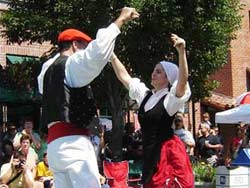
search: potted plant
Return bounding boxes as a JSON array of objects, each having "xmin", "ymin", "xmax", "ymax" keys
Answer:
[{"xmin": 193, "ymin": 162, "xmax": 215, "ymax": 188}]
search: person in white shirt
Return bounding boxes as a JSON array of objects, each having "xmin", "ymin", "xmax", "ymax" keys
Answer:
[
  {"xmin": 37, "ymin": 7, "xmax": 139, "ymax": 188},
  {"xmin": 110, "ymin": 34, "xmax": 194, "ymax": 188}
]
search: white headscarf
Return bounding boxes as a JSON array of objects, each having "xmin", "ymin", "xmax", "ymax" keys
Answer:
[{"xmin": 159, "ymin": 60, "xmax": 179, "ymax": 85}]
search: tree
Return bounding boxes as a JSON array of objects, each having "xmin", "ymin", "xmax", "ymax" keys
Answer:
[
  {"xmin": 0, "ymin": 58, "xmax": 41, "ymax": 103},
  {"xmin": 125, "ymin": 0, "xmax": 242, "ymax": 101},
  {"xmin": 0, "ymin": 0, "xmax": 242, "ymax": 161}
]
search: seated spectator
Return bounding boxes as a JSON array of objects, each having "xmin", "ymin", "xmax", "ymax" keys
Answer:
[
  {"xmin": 0, "ymin": 151, "xmax": 43, "ymax": 188},
  {"xmin": 196, "ymin": 123, "xmax": 223, "ymax": 166},
  {"xmin": 18, "ymin": 135, "xmax": 38, "ymax": 171},
  {"xmin": 3, "ymin": 123, "xmax": 17, "ymax": 144},
  {"xmin": 212, "ymin": 127, "xmax": 224, "ymax": 145},
  {"xmin": 36, "ymin": 152, "xmax": 53, "ymax": 188},
  {"xmin": 174, "ymin": 114, "xmax": 195, "ymax": 156},
  {"xmin": 13, "ymin": 117, "xmax": 41, "ymax": 151}
]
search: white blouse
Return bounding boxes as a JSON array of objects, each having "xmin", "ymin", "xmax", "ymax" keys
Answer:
[{"xmin": 128, "ymin": 78, "xmax": 191, "ymax": 116}]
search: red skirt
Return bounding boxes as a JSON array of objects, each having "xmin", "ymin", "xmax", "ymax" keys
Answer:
[{"xmin": 144, "ymin": 136, "xmax": 194, "ymax": 188}]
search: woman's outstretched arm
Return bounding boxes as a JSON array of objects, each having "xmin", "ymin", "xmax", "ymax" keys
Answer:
[
  {"xmin": 171, "ymin": 34, "xmax": 188, "ymax": 98},
  {"xmin": 110, "ymin": 54, "xmax": 132, "ymax": 89}
]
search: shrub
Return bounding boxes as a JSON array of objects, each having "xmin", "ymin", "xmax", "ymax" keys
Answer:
[{"xmin": 193, "ymin": 162, "xmax": 216, "ymax": 183}]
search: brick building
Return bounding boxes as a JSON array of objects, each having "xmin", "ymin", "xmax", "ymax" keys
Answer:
[
  {"xmin": 0, "ymin": 1, "xmax": 51, "ymax": 128},
  {"xmin": 212, "ymin": 0, "xmax": 250, "ymax": 97},
  {"xmin": 200, "ymin": 0, "xmax": 250, "ymax": 157},
  {"xmin": 0, "ymin": 1, "xmax": 249, "ymax": 141},
  {"xmin": 0, "ymin": 1, "xmax": 51, "ymax": 68},
  {"xmin": 189, "ymin": 0, "xmax": 250, "ymax": 124}
]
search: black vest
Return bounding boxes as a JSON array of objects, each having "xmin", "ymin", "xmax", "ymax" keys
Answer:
[
  {"xmin": 42, "ymin": 55, "xmax": 98, "ymax": 131},
  {"xmin": 138, "ymin": 91, "xmax": 175, "ymax": 183}
]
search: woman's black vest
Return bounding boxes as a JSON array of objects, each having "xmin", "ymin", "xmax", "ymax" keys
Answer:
[
  {"xmin": 138, "ymin": 91, "xmax": 175, "ymax": 183},
  {"xmin": 42, "ymin": 55, "xmax": 98, "ymax": 132}
]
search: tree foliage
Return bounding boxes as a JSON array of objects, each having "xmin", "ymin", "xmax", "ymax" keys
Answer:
[
  {"xmin": 0, "ymin": 58, "xmax": 41, "ymax": 103},
  {"xmin": 0, "ymin": 0, "xmax": 242, "ymax": 159},
  {"xmin": 0, "ymin": 0, "xmax": 120, "ymax": 44},
  {"xmin": 125, "ymin": 0, "xmax": 242, "ymax": 101},
  {"xmin": 0, "ymin": 0, "xmax": 242, "ymax": 101}
]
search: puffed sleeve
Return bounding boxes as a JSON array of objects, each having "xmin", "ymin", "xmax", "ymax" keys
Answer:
[
  {"xmin": 128, "ymin": 78, "xmax": 150, "ymax": 106},
  {"xmin": 65, "ymin": 23, "xmax": 121, "ymax": 87},
  {"xmin": 164, "ymin": 81, "xmax": 191, "ymax": 116}
]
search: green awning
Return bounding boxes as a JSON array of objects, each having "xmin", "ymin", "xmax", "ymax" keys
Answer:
[
  {"xmin": 6, "ymin": 54, "xmax": 39, "ymax": 64},
  {"xmin": 0, "ymin": 87, "xmax": 35, "ymax": 103}
]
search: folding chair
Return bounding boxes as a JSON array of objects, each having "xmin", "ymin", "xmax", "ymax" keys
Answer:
[{"xmin": 103, "ymin": 160, "xmax": 129, "ymax": 188}]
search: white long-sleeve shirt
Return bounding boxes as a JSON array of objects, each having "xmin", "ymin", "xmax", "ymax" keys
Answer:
[
  {"xmin": 128, "ymin": 78, "xmax": 191, "ymax": 116},
  {"xmin": 38, "ymin": 23, "xmax": 121, "ymax": 94}
]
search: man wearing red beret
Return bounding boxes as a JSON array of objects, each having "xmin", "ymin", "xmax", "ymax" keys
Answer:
[{"xmin": 37, "ymin": 7, "xmax": 139, "ymax": 188}]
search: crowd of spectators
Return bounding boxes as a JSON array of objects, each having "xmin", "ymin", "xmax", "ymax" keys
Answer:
[
  {"xmin": 1, "ymin": 112, "xmax": 249, "ymax": 187},
  {"xmin": 0, "ymin": 117, "xmax": 52, "ymax": 188},
  {"xmin": 0, "ymin": 116, "xmax": 115, "ymax": 188}
]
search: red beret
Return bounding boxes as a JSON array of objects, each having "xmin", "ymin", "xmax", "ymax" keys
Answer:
[{"xmin": 58, "ymin": 28, "xmax": 92, "ymax": 43}]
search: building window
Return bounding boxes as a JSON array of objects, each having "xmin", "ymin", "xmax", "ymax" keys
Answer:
[
  {"xmin": 247, "ymin": 69, "xmax": 250, "ymax": 91},
  {"xmin": 249, "ymin": 11, "xmax": 250, "ymax": 32}
]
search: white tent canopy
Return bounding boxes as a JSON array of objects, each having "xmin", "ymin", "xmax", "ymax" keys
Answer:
[
  {"xmin": 236, "ymin": 92, "xmax": 250, "ymax": 105},
  {"xmin": 215, "ymin": 104, "xmax": 250, "ymax": 124}
]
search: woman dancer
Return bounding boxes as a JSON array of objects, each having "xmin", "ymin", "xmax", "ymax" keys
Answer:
[{"xmin": 110, "ymin": 34, "xmax": 194, "ymax": 188}]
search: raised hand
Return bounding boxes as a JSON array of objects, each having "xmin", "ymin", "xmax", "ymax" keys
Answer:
[
  {"xmin": 171, "ymin": 34, "xmax": 186, "ymax": 52},
  {"xmin": 120, "ymin": 7, "xmax": 140, "ymax": 22},
  {"xmin": 115, "ymin": 7, "xmax": 140, "ymax": 28}
]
